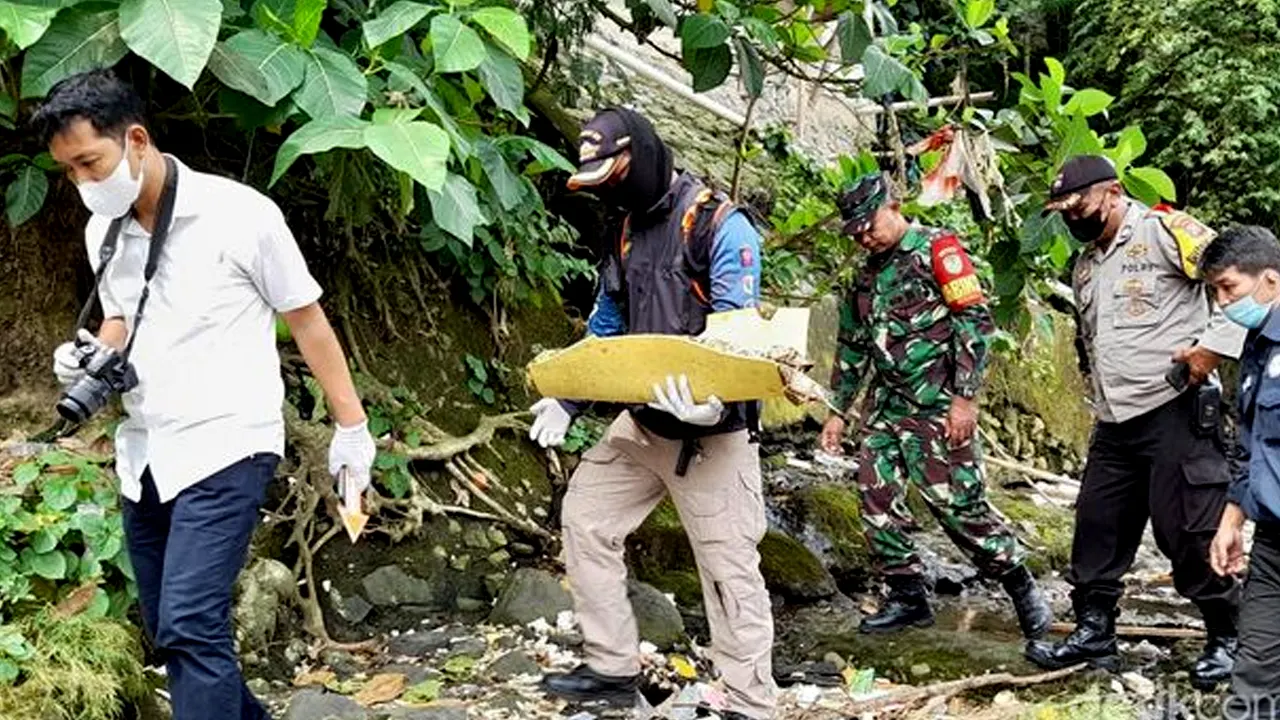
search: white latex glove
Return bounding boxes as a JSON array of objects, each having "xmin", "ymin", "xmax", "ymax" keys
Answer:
[
  {"xmin": 648, "ymin": 375, "xmax": 724, "ymax": 427},
  {"xmin": 52, "ymin": 329, "xmax": 100, "ymax": 387},
  {"xmin": 529, "ymin": 398, "xmax": 572, "ymax": 448},
  {"xmin": 329, "ymin": 420, "xmax": 377, "ymax": 494}
]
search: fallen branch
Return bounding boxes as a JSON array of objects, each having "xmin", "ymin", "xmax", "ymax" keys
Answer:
[
  {"xmin": 393, "ymin": 413, "xmax": 528, "ymax": 462},
  {"xmin": 1049, "ymin": 622, "xmax": 1204, "ymax": 640},
  {"xmin": 445, "ymin": 458, "xmax": 553, "ymax": 540},
  {"xmin": 841, "ymin": 663, "xmax": 1087, "ymax": 715},
  {"xmin": 984, "ymin": 454, "xmax": 1081, "ymax": 489}
]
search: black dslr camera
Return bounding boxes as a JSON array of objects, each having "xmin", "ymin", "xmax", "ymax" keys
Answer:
[{"xmin": 56, "ymin": 340, "xmax": 138, "ymax": 424}]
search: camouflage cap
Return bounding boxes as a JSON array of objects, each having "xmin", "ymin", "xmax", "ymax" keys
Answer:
[{"xmin": 838, "ymin": 172, "xmax": 889, "ymax": 235}]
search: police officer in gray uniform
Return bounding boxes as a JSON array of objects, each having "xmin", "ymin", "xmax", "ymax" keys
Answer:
[{"xmin": 1027, "ymin": 156, "xmax": 1243, "ymax": 688}]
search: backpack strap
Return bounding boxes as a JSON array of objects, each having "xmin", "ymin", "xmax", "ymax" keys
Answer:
[{"xmin": 681, "ymin": 188, "xmax": 738, "ymax": 306}]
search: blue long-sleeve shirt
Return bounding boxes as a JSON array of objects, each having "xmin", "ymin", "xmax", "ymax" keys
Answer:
[
  {"xmin": 1230, "ymin": 308, "xmax": 1280, "ymax": 525},
  {"xmin": 586, "ymin": 210, "xmax": 763, "ymax": 336}
]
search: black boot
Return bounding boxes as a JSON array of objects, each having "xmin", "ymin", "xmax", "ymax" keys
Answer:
[
  {"xmin": 540, "ymin": 664, "xmax": 640, "ymax": 705},
  {"xmin": 1025, "ymin": 595, "xmax": 1118, "ymax": 670},
  {"xmin": 859, "ymin": 575, "xmax": 934, "ymax": 634},
  {"xmin": 1000, "ymin": 565, "xmax": 1054, "ymax": 640},
  {"xmin": 1190, "ymin": 635, "xmax": 1237, "ymax": 690}
]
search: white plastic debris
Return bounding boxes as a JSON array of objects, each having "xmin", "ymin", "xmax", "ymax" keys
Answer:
[
  {"xmin": 795, "ymin": 684, "xmax": 822, "ymax": 708},
  {"xmin": 555, "ymin": 609, "xmax": 577, "ymax": 632},
  {"xmin": 526, "ymin": 617, "xmax": 554, "ymax": 636},
  {"xmin": 639, "ymin": 641, "xmax": 658, "ymax": 655},
  {"xmin": 321, "ymin": 579, "xmax": 332, "ymax": 593},
  {"xmin": 1121, "ymin": 671, "xmax": 1156, "ymax": 699}
]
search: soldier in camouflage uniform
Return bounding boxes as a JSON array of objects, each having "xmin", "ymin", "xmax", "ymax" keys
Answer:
[{"xmin": 819, "ymin": 172, "xmax": 1052, "ymax": 638}]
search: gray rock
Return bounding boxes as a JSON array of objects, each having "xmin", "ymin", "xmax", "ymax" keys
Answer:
[
  {"xmin": 454, "ymin": 597, "xmax": 486, "ymax": 612},
  {"xmin": 627, "ymin": 580, "xmax": 685, "ymax": 650},
  {"xmin": 485, "ymin": 650, "xmax": 541, "ymax": 681},
  {"xmin": 322, "ymin": 649, "xmax": 362, "ymax": 679},
  {"xmin": 386, "ymin": 704, "xmax": 468, "ymax": 720},
  {"xmin": 446, "ymin": 637, "xmax": 487, "ymax": 659},
  {"xmin": 246, "ymin": 677, "xmax": 270, "ymax": 697},
  {"xmin": 378, "ymin": 663, "xmax": 437, "ymax": 686},
  {"xmin": 488, "ymin": 568, "xmax": 572, "ymax": 627},
  {"xmin": 330, "ymin": 588, "xmax": 372, "ymax": 625},
  {"xmin": 285, "ymin": 689, "xmax": 367, "ymax": 720},
  {"xmin": 362, "ymin": 566, "xmax": 435, "ymax": 607},
  {"xmin": 234, "ymin": 558, "xmax": 296, "ymax": 655},
  {"xmin": 462, "ymin": 524, "xmax": 492, "ymax": 550}
]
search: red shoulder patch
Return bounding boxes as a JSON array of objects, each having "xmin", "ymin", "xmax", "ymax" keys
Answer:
[{"xmin": 930, "ymin": 233, "xmax": 984, "ymax": 310}]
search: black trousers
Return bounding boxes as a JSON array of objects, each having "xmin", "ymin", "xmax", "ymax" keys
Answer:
[
  {"xmin": 1228, "ymin": 523, "xmax": 1280, "ymax": 718},
  {"xmin": 1067, "ymin": 390, "xmax": 1238, "ymax": 628}
]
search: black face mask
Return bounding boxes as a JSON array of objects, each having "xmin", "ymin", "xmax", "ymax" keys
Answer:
[
  {"xmin": 587, "ymin": 109, "xmax": 673, "ymax": 217},
  {"xmin": 1064, "ymin": 209, "xmax": 1108, "ymax": 242}
]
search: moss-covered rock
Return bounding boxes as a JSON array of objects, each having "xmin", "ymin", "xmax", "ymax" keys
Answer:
[
  {"xmin": 795, "ymin": 483, "xmax": 871, "ymax": 584},
  {"xmin": 989, "ymin": 489, "xmax": 1075, "ymax": 575},
  {"xmin": 758, "ymin": 531, "xmax": 838, "ymax": 600}
]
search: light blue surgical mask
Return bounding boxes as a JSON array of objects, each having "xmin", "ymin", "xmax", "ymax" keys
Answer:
[{"xmin": 1224, "ymin": 279, "xmax": 1275, "ymax": 329}]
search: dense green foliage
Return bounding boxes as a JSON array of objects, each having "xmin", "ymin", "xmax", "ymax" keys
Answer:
[{"xmin": 1070, "ymin": 0, "xmax": 1280, "ymax": 230}]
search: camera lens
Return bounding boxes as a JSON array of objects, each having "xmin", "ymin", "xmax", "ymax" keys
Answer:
[{"xmin": 57, "ymin": 375, "xmax": 109, "ymax": 424}]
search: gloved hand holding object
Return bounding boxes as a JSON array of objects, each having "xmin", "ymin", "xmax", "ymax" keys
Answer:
[
  {"xmin": 329, "ymin": 419, "xmax": 376, "ymax": 493},
  {"xmin": 649, "ymin": 374, "xmax": 724, "ymax": 427},
  {"xmin": 530, "ymin": 398, "xmax": 572, "ymax": 448},
  {"xmin": 52, "ymin": 328, "xmax": 103, "ymax": 387}
]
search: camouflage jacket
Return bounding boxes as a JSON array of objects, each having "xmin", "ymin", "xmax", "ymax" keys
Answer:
[{"xmin": 831, "ymin": 226, "xmax": 994, "ymax": 414}]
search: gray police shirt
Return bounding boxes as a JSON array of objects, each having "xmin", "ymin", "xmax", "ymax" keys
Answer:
[{"xmin": 1072, "ymin": 200, "xmax": 1245, "ymax": 423}]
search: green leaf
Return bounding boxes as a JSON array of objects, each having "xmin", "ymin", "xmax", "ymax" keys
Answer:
[
  {"xmin": 0, "ymin": 1, "xmax": 58, "ymax": 50},
  {"xmin": 475, "ymin": 45, "xmax": 525, "ymax": 116},
  {"xmin": 363, "ymin": 0, "xmax": 430, "ymax": 48},
  {"xmin": 41, "ymin": 475, "xmax": 77, "ymax": 511},
  {"xmin": 403, "ymin": 679, "xmax": 443, "ymax": 704},
  {"xmin": 642, "ymin": 0, "xmax": 676, "ymax": 27},
  {"xmin": 964, "ymin": 0, "xmax": 994, "ymax": 29},
  {"xmin": 85, "ymin": 588, "xmax": 110, "ymax": 618},
  {"xmin": 364, "ymin": 119, "xmax": 451, "ymax": 191},
  {"xmin": 12, "ymin": 462, "xmax": 39, "ymax": 487},
  {"xmin": 835, "ymin": 11, "xmax": 870, "ymax": 64},
  {"xmin": 680, "ymin": 14, "xmax": 728, "ymax": 52},
  {"xmin": 0, "ymin": 659, "xmax": 18, "ymax": 685},
  {"xmin": 498, "ymin": 136, "xmax": 575, "ymax": 174},
  {"xmin": 1039, "ymin": 73, "xmax": 1062, "ymax": 114},
  {"xmin": 372, "ymin": 107, "xmax": 421, "ymax": 124},
  {"xmin": 271, "ymin": 115, "xmax": 369, "ymax": 185},
  {"xmin": 469, "ymin": 6, "xmax": 529, "ymax": 61},
  {"xmin": 21, "ymin": 8, "xmax": 127, "ymax": 98},
  {"xmin": 30, "ymin": 528, "xmax": 57, "ymax": 554},
  {"xmin": 861, "ymin": 45, "xmax": 922, "ymax": 102},
  {"xmin": 683, "ymin": 42, "xmax": 731, "ymax": 93},
  {"xmin": 429, "ymin": 13, "xmax": 485, "ymax": 73},
  {"xmin": 0, "ymin": 93, "xmax": 14, "ymax": 120},
  {"xmin": 1063, "ymin": 88, "xmax": 1113, "ymax": 118},
  {"xmin": 427, "ymin": 171, "xmax": 485, "ymax": 244},
  {"xmin": 1107, "ymin": 125, "xmax": 1146, "ymax": 173},
  {"xmin": 1128, "ymin": 166, "xmax": 1177, "ymax": 202},
  {"xmin": 207, "ymin": 30, "xmax": 307, "ymax": 106},
  {"xmin": 26, "ymin": 549, "xmax": 66, "ymax": 580},
  {"xmin": 1044, "ymin": 57, "xmax": 1065, "ymax": 85},
  {"xmin": 293, "ymin": 0, "xmax": 324, "ymax": 46},
  {"xmin": 5, "ymin": 165, "xmax": 46, "ymax": 227},
  {"xmin": 251, "ymin": 0, "xmax": 295, "ymax": 40},
  {"xmin": 733, "ymin": 36, "xmax": 763, "ymax": 98},
  {"xmin": 475, "ymin": 139, "xmax": 521, "ymax": 211},
  {"xmin": 118, "ymin": 0, "xmax": 221, "ymax": 89},
  {"xmin": 295, "ymin": 47, "xmax": 368, "ymax": 118}
]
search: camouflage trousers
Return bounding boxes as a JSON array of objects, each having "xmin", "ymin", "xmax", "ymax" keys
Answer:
[{"xmin": 855, "ymin": 404, "xmax": 1025, "ymax": 579}]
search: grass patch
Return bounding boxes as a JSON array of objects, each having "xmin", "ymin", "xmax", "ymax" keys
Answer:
[{"xmin": 0, "ymin": 611, "xmax": 148, "ymax": 720}]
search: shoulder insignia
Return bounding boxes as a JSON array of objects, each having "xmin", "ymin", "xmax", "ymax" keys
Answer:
[
  {"xmin": 930, "ymin": 232, "xmax": 984, "ymax": 310},
  {"xmin": 1156, "ymin": 210, "xmax": 1216, "ymax": 279}
]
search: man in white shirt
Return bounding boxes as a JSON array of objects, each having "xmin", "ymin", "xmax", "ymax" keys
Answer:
[{"xmin": 32, "ymin": 69, "xmax": 376, "ymax": 720}]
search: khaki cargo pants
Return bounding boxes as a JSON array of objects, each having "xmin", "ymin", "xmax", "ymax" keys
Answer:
[{"xmin": 562, "ymin": 412, "xmax": 776, "ymax": 719}]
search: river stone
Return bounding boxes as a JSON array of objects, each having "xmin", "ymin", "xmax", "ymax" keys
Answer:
[
  {"xmin": 234, "ymin": 558, "xmax": 296, "ymax": 655},
  {"xmin": 628, "ymin": 580, "xmax": 685, "ymax": 650},
  {"xmin": 485, "ymin": 650, "xmax": 541, "ymax": 680},
  {"xmin": 446, "ymin": 637, "xmax": 488, "ymax": 659},
  {"xmin": 384, "ymin": 703, "xmax": 468, "ymax": 720},
  {"xmin": 758, "ymin": 531, "xmax": 838, "ymax": 601},
  {"xmin": 488, "ymin": 568, "xmax": 572, "ymax": 627},
  {"xmin": 388, "ymin": 627, "xmax": 466, "ymax": 657},
  {"xmin": 363, "ymin": 566, "xmax": 435, "ymax": 607},
  {"xmin": 285, "ymin": 689, "xmax": 367, "ymax": 720}
]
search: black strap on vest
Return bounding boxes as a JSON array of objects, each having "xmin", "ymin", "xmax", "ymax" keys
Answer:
[
  {"xmin": 74, "ymin": 155, "xmax": 180, "ymax": 362},
  {"xmin": 745, "ymin": 401, "xmax": 761, "ymax": 445}
]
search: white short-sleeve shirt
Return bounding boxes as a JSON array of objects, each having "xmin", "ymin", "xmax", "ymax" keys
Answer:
[{"xmin": 85, "ymin": 155, "xmax": 322, "ymax": 503}]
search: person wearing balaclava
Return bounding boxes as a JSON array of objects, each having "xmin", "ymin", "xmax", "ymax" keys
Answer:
[
  {"xmin": 1028, "ymin": 155, "xmax": 1243, "ymax": 689},
  {"xmin": 527, "ymin": 108, "xmax": 776, "ymax": 719}
]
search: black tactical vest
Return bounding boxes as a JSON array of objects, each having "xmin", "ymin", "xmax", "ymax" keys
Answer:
[{"xmin": 603, "ymin": 173, "xmax": 752, "ymax": 440}]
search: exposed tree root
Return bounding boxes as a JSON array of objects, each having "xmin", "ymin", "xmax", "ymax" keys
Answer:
[
  {"xmin": 816, "ymin": 663, "xmax": 1087, "ymax": 717},
  {"xmin": 274, "ymin": 372, "xmax": 543, "ymax": 645}
]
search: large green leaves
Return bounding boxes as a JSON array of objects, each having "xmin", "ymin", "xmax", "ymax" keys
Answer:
[
  {"xmin": 680, "ymin": 14, "xmax": 729, "ymax": 53},
  {"xmin": 469, "ymin": 6, "xmax": 529, "ymax": 60},
  {"xmin": 475, "ymin": 139, "xmax": 522, "ymax": 210},
  {"xmin": 734, "ymin": 36, "xmax": 763, "ymax": 97},
  {"xmin": 118, "ymin": 0, "xmax": 221, "ymax": 89},
  {"xmin": 836, "ymin": 11, "xmax": 871, "ymax": 64},
  {"xmin": 252, "ymin": 0, "xmax": 325, "ymax": 46},
  {"xmin": 860, "ymin": 45, "xmax": 926, "ymax": 103},
  {"xmin": 5, "ymin": 165, "xmax": 47, "ymax": 227},
  {"xmin": 475, "ymin": 44, "xmax": 525, "ymax": 118},
  {"xmin": 271, "ymin": 115, "xmax": 369, "ymax": 184},
  {"xmin": 641, "ymin": 0, "xmax": 677, "ymax": 27},
  {"xmin": 208, "ymin": 29, "xmax": 307, "ymax": 106},
  {"xmin": 364, "ymin": 118, "xmax": 451, "ymax": 191},
  {"xmin": 1126, "ymin": 166, "xmax": 1177, "ymax": 204},
  {"xmin": 0, "ymin": 1, "xmax": 59, "ymax": 50},
  {"xmin": 363, "ymin": 0, "xmax": 430, "ymax": 48},
  {"xmin": 1063, "ymin": 88, "xmax": 1114, "ymax": 118},
  {"xmin": 430, "ymin": 13, "xmax": 485, "ymax": 73},
  {"xmin": 684, "ymin": 44, "xmax": 731, "ymax": 93},
  {"xmin": 295, "ymin": 46, "xmax": 367, "ymax": 118},
  {"xmin": 21, "ymin": 8, "xmax": 127, "ymax": 98},
  {"xmin": 427, "ymin": 172, "xmax": 485, "ymax": 244}
]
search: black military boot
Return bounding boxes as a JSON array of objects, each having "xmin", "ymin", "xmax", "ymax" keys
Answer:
[
  {"xmin": 859, "ymin": 575, "xmax": 934, "ymax": 634},
  {"xmin": 1190, "ymin": 601, "xmax": 1238, "ymax": 690},
  {"xmin": 999, "ymin": 565, "xmax": 1054, "ymax": 640},
  {"xmin": 1025, "ymin": 595, "xmax": 1118, "ymax": 670},
  {"xmin": 541, "ymin": 663, "xmax": 640, "ymax": 705}
]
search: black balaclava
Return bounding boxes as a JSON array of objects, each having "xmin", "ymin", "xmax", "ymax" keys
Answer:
[{"xmin": 605, "ymin": 108, "xmax": 674, "ymax": 218}]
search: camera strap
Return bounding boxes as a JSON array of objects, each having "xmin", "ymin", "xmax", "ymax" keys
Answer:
[{"xmin": 72, "ymin": 155, "xmax": 180, "ymax": 362}]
